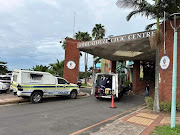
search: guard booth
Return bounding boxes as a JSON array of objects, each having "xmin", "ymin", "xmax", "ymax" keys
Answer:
[{"xmin": 63, "ymin": 18, "xmax": 180, "ymax": 101}]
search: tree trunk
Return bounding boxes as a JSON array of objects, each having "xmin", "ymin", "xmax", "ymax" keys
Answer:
[
  {"xmin": 153, "ymin": 0, "xmax": 160, "ymax": 112},
  {"xmin": 84, "ymin": 53, "xmax": 88, "ymax": 84},
  {"xmin": 91, "ymin": 56, "xmax": 96, "ymax": 95},
  {"xmin": 153, "ymin": 43, "xmax": 160, "ymax": 112}
]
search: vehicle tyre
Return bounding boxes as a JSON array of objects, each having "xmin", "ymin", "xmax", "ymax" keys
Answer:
[
  {"xmin": 96, "ymin": 97, "xmax": 100, "ymax": 99},
  {"xmin": 117, "ymin": 92, "xmax": 123, "ymax": 101},
  {"xmin": 69, "ymin": 90, "xmax": 77, "ymax": 99},
  {"xmin": 30, "ymin": 92, "xmax": 43, "ymax": 104}
]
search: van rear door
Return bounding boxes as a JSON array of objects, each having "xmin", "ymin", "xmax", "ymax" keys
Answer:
[{"xmin": 112, "ymin": 74, "xmax": 118, "ymax": 98}]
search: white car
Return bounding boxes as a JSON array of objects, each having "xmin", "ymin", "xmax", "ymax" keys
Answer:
[{"xmin": 0, "ymin": 75, "xmax": 11, "ymax": 93}]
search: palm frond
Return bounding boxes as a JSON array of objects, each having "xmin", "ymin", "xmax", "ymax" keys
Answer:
[{"xmin": 145, "ymin": 22, "xmax": 156, "ymax": 30}]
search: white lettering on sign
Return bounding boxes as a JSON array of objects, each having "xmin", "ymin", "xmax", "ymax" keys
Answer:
[{"xmin": 77, "ymin": 30, "xmax": 155, "ymax": 48}]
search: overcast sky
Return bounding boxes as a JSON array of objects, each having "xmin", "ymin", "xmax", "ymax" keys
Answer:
[{"xmin": 0, "ymin": 0, "xmax": 155, "ymax": 71}]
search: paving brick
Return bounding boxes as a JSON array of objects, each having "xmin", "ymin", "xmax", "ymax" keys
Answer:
[
  {"xmin": 127, "ymin": 116, "xmax": 154, "ymax": 126},
  {"xmin": 160, "ymin": 117, "xmax": 180, "ymax": 124},
  {"xmin": 136, "ymin": 113, "xmax": 159, "ymax": 120}
]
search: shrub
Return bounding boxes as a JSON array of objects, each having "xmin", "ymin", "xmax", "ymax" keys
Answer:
[
  {"xmin": 160, "ymin": 101, "xmax": 171, "ymax": 112},
  {"xmin": 176, "ymin": 101, "xmax": 180, "ymax": 112},
  {"xmin": 145, "ymin": 98, "xmax": 180, "ymax": 112},
  {"xmin": 145, "ymin": 97, "xmax": 153, "ymax": 109},
  {"xmin": 124, "ymin": 81, "xmax": 131, "ymax": 87}
]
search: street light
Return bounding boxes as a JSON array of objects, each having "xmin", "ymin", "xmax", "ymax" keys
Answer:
[{"xmin": 169, "ymin": 13, "xmax": 180, "ymax": 128}]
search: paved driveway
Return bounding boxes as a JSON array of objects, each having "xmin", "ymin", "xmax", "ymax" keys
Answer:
[{"xmin": 0, "ymin": 88, "xmax": 145, "ymax": 135}]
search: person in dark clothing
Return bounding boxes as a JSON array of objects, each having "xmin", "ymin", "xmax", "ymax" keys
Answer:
[
  {"xmin": 128, "ymin": 82, "xmax": 134, "ymax": 95},
  {"xmin": 145, "ymin": 84, "xmax": 150, "ymax": 96},
  {"xmin": 105, "ymin": 77, "xmax": 112, "ymax": 88},
  {"xmin": 99, "ymin": 77, "xmax": 107, "ymax": 95}
]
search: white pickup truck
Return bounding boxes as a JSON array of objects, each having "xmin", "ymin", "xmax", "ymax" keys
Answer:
[{"xmin": 11, "ymin": 69, "xmax": 79, "ymax": 103}]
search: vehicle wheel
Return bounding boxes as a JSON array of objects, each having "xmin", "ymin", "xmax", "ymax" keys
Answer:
[
  {"xmin": 117, "ymin": 92, "xmax": 123, "ymax": 101},
  {"xmin": 96, "ymin": 97, "xmax": 100, "ymax": 99},
  {"xmin": 30, "ymin": 92, "xmax": 43, "ymax": 104},
  {"xmin": 69, "ymin": 90, "xmax": 77, "ymax": 99}
]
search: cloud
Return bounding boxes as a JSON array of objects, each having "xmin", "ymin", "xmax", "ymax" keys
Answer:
[
  {"xmin": 0, "ymin": 0, "xmax": 24, "ymax": 12},
  {"xmin": 41, "ymin": 0, "xmax": 59, "ymax": 8},
  {"xmin": 0, "ymin": 0, "xmax": 155, "ymax": 72}
]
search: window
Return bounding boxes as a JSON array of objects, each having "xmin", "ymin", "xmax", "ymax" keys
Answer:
[
  {"xmin": 58, "ymin": 78, "xmax": 68, "ymax": 84},
  {"xmin": 13, "ymin": 75, "xmax": 17, "ymax": 81},
  {"xmin": 30, "ymin": 74, "xmax": 43, "ymax": 80}
]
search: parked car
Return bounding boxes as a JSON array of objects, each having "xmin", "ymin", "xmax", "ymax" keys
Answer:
[
  {"xmin": 0, "ymin": 75, "xmax": 11, "ymax": 93},
  {"xmin": 77, "ymin": 80, "xmax": 82, "ymax": 88},
  {"xmin": 11, "ymin": 69, "xmax": 79, "ymax": 103}
]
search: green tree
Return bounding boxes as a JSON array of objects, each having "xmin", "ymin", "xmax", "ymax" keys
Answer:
[
  {"xmin": 92, "ymin": 24, "xmax": 105, "ymax": 40},
  {"xmin": 32, "ymin": 65, "xmax": 49, "ymax": 72},
  {"xmin": 116, "ymin": 0, "xmax": 180, "ymax": 30},
  {"xmin": 49, "ymin": 59, "xmax": 64, "ymax": 77},
  {"xmin": 116, "ymin": 0, "xmax": 180, "ymax": 112},
  {"xmin": 0, "ymin": 61, "xmax": 8, "ymax": 75},
  {"xmin": 60, "ymin": 37, "xmax": 72, "ymax": 50},
  {"xmin": 75, "ymin": 31, "xmax": 92, "ymax": 84},
  {"xmin": 75, "ymin": 31, "xmax": 92, "ymax": 41},
  {"xmin": 92, "ymin": 24, "xmax": 106, "ymax": 86}
]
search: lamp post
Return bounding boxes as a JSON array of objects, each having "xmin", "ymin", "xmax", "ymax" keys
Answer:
[{"xmin": 169, "ymin": 13, "xmax": 180, "ymax": 128}]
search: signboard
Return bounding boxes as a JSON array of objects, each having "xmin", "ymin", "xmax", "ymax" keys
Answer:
[
  {"xmin": 67, "ymin": 61, "xmax": 76, "ymax": 69},
  {"xmin": 78, "ymin": 30, "xmax": 155, "ymax": 48},
  {"xmin": 160, "ymin": 55, "xmax": 170, "ymax": 70}
]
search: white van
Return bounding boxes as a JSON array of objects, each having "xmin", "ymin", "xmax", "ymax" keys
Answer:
[
  {"xmin": 92, "ymin": 73, "xmax": 123, "ymax": 100},
  {"xmin": 11, "ymin": 69, "xmax": 79, "ymax": 103},
  {"xmin": 0, "ymin": 75, "xmax": 11, "ymax": 92}
]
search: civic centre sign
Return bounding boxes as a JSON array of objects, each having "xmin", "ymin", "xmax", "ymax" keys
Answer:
[{"xmin": 78, "ymin": 30, "xmax": 155, "ymax": 48}]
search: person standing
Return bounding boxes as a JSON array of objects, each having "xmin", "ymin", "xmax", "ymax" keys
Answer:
[
  {"xmin": 145, "ymin": 84, "xmax": 150, "ymax": 96},
  {"xmin": 128, "ymin": 82, "xmax": 134, "ymax": 95}
]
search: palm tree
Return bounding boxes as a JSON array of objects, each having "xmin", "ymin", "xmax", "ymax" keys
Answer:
[
  {"xmin": 75, "ymin": 31, "xmax": 92, "ymax": 84},
  {"xmin": 92, "ymin": 24, "xmax": 106, "ymax": 65},
  {"xmin": 116, "ymin": 0, "xmax": 180, "ymax": 30},
  {"xmin": 0, "ymin": 61, "xmax": 8, "ymax": 75},
  {"xmin": 75, "ymin": 31, "xmax": 92, "ymax": 41},
  {"xmin": 116, "ymin": 0, "xmax": 180, "ymax": 112},
  {"xmin": 32, "ymin": 65, "xmax": 49, "ymax": 72},
  {"xmin": 60, "ymin": 37, "xmax": 70, "ymax": 50},
  {"xmin": 92, "ymin": 24, "xmax": 106, "ymax": 90},
  {"xmin": 92, "ymin": 24, "xmax": 105, "ymax": 40},
  {"xmin": 49, "ymin": 59, "xmax": 64, "ymax": 77}
]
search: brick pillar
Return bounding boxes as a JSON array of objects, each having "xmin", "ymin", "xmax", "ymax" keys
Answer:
[
  {"xmin": 63, "ymin": 39, "xmax": 80, "ymax": 84},
  {"xmin": 111, "ymin": 61, "xmax": 116, "ymax": 73},
  {"xmin": 133, "ymin": 60, "xmax": 140, "ymax": 93},
  {"xmin": 159, "ymin": 19, "xmax": 180, "ymax": 101}
]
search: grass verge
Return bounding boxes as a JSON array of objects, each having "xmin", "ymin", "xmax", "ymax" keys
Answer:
[
  {"xmin": 81, "ymin": 83, "xmax": 91, "ymax": 87},
  {"xmin": 150, "ymin": 125, "xmax": 180, "ymax": 135}
]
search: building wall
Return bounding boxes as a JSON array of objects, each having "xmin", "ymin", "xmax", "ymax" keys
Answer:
[
  {"xmin": 105, "ymin": 60, "xmax": 111, "ymax": 72},
  {"xmin": 63, "ymin": 39, "xmax": 80, "ymax": 84},
  {"xmin": 159, "ymin": 19, "xmax": 180, "ymax": 101},
  {"xmin": 133, "ymin": 60, "xmax": 155, "ymax": 95}
]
